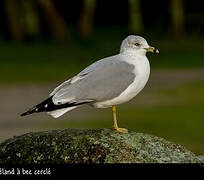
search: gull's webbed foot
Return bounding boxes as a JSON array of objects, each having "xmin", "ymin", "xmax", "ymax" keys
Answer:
[{"xmin": 114, "ymin": 127, "xmax": 128, "ymax": 133}]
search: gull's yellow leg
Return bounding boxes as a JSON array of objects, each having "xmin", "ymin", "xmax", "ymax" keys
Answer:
[{"xmin": 112, "ymin": 105, "xmax": 128, "ymax": 133}]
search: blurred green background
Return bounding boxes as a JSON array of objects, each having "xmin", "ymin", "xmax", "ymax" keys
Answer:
[{"xmin": 0, "ymin": 0, "xmax": 204, "ymax": 155}]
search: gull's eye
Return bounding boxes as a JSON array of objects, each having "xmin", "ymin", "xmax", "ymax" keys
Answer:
[{"xmin": 134, "ymin": 43, "xmax": 140, "ymax": 46}]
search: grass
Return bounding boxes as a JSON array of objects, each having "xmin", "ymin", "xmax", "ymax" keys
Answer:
[{"xmin": 1, "ymin": 28, "xmax": 204, "ymax": 83}]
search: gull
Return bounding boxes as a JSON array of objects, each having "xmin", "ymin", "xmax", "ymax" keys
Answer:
[{"xmin": 21, "ymin": 35, "xmax": 159, "ymax": 133}]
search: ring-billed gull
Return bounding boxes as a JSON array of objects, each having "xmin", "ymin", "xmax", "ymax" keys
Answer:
[{"xmin": 21, "ymin": 35, "xmax": 159, "ymax": 133}]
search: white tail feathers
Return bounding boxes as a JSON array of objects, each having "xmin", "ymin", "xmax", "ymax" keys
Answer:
[{"xmin": 47, "ymin": 106, "xmax": 77, "ymax": 118}]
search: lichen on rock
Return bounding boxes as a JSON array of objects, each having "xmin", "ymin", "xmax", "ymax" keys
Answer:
[{"xmin": 0, "ymin": 128, "xmax": 202, "ymax": 163}]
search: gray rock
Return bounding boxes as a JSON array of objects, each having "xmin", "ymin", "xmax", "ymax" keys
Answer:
[{"xmin": 0, "ymin": 128, "xmax": 201, "ymax": 163}]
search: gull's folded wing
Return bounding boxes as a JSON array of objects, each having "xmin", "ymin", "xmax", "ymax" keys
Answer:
[{"xmin": 51, "ymin": 55, "xmax": 136, "ymax": 106}]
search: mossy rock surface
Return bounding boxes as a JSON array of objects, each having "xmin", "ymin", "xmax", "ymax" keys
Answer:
[{"xmin": 0, "ymin": 128, "xmax": 202, "ymax": 163}]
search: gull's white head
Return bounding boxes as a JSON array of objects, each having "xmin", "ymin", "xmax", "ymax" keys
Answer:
[{"xmin": 120, "ymin": 35, "xmax": 159, "ymax": 56}]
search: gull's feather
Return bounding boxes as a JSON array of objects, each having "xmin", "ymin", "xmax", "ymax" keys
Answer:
[{"xmin": 51, "ymin": 55, "xmax": 135, "ymax": 106}]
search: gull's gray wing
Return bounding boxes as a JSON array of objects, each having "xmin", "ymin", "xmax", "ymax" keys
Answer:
[{"xmin": 51, "ymin": 55, "xmax": 135, "ymax": 105}]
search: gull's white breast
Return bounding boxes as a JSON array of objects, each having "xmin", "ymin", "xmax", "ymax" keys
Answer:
[{"xmin": 92, "ymin": 54, "xmax": 150, "ymax": 108}]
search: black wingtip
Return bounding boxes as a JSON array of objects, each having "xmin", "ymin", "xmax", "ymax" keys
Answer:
[
  {"xmin": 20, "ymin": 112, "xmax": 29, "ymax": 116},
  {"xmin": 20, "ymin": 106, "xmax": 37, "ymax": 117},
  {"xmin": 20, "ymin": 97, "xmax": 53, "ymax": 117},
  {"xmin": 20, "ymin": 96, "xmax": 90, "ymax": 117},
  {"xmin": 20, "ymin": 110, "xmax": 32, "ymax": 117}
]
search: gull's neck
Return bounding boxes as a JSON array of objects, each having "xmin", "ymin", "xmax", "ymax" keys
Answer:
[{"xmin": 120, "ymin": 49, "xmax": 147, "ymax": 58}]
